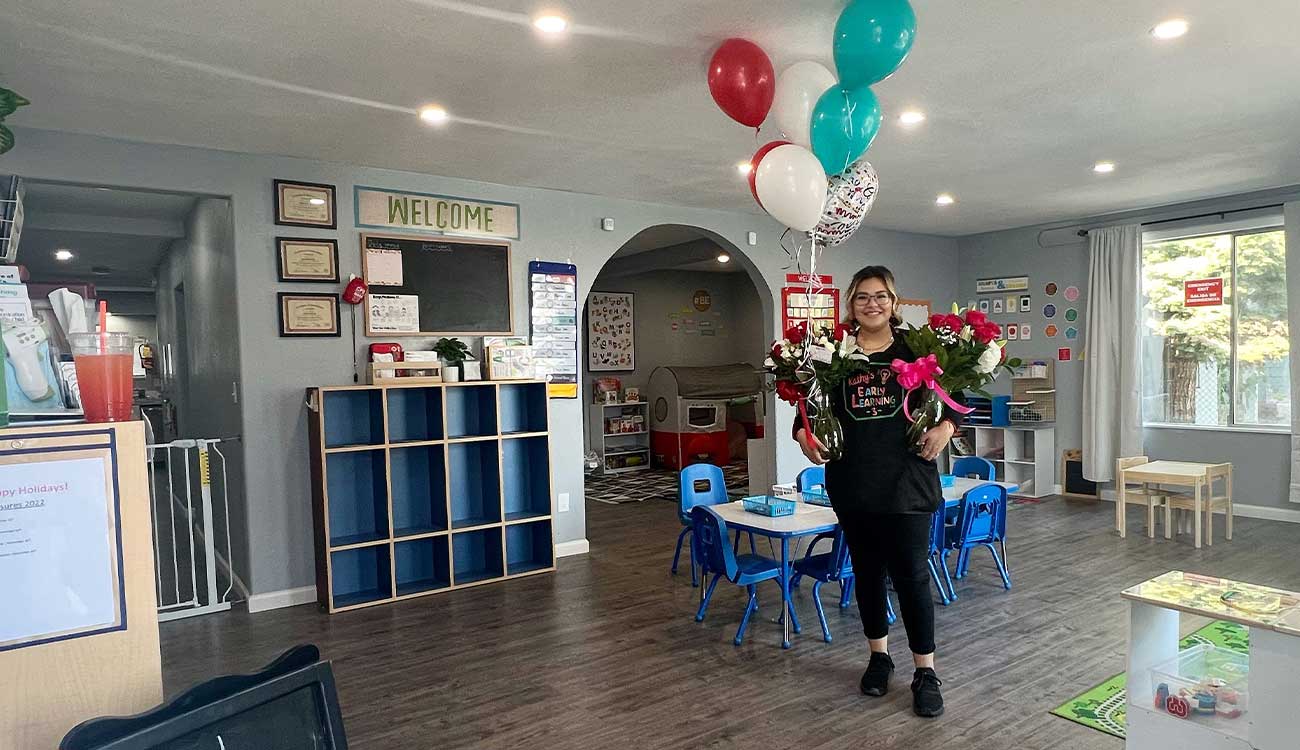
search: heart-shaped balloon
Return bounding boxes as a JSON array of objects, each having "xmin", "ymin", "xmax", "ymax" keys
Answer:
[{"xmin": 814, "ymin": 159, "xmax": 879, "ymax": 247}]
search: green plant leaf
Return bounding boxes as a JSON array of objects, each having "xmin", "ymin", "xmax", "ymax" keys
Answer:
[
  {"xmin": 0, "ymin": 125, "xmax": 13, "ymax": 155},
  {"xmin": 0, "ymin": 88, "xmax": 29, "ymax": 118}
]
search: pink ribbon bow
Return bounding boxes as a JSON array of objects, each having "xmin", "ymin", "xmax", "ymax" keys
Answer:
[{"xmin": 889, "ymin": 354, "xmax": 975, "ymax": 423}]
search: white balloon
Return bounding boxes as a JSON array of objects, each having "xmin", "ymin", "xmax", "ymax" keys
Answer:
[
  {"xmin": 755, "ymin": 144, "xmax": 827, "ymax": 232},
  {"xmin": 770, "ymin": 61, "xmax": 837, "ymax": 148},
  {"xmin": 815, "ymin": 159, "xmax": 879, "ymax": 247}
]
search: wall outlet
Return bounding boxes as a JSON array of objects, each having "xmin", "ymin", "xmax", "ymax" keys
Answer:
[{"xmin": 557, "ymin": 492, "xmax": 570, "ymax": 512}]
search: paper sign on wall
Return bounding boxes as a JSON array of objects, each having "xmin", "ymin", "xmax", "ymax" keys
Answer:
[
  {"xmin": 1007, "ymin": 324, "xmax": 1018, "ymax": 340},
  {"xmin": 1006, "ymin": 296, "xmax": 1018, "ymax": 313},
  {"xmin": 367, "ymin": 293, "xmax": 420, "ymax": 333},
  {"xmin": 0, "ymin": 456, "xmax": 122, "ymax": 650},
  {"xmin": 1184, "ymin": 278, "xmax": 1224, "ymax": 307},
  {"xmin": 993, "ymin": 299, "xmax": 1004, "ymax": 314},
  {"xmin": 364, "ymin": 247, "xmax": 404, "ymax": 286},
  {"xmin": 529, "ymin": 261, "xmax": 579, "ymax": 398},
  {"xmin": 1020, "ymin": 324, "xmax": 1031, "ymax": 340},
  {"xmin": 1058, "ymin": 347, "xmax": 1072, "ymax": 362}
]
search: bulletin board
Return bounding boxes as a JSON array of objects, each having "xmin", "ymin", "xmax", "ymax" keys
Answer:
[
  {"xmin": 587, "ymin": 291, "xmax": 634, "ymax": 371},
  {"xmin": 781, "ymin": 285, "xmax": 840, "ymax": 333},
  {"xmin": 897, "ymin": 298, "xmax": 933, "ymax": 329},
  {"xmin": 361, "ymin": 232, "xmax": 513, "ymax": 336}
]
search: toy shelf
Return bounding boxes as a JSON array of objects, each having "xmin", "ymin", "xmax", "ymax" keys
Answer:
[
  {"xmin": 445, "ymin": 384, "xmax": 497, "ymax": 439},
  {"xmin": 389, "ymin": 444, "xmax": 448, "ymax": 538},
  {"xmin": 588, "ymin": 400, "xmax": 650, "ymax": 475},
  {"xmin": 394, "ymin": 536, "xmax": 451, "ymax": 597},
  {"xmin": 308, "ymin": 381, "xmax": 555, "ymax": 613},
  {"xmin": 453, "ymin": 528, "xmax": 505, "ymax": 586},
  {"xmin": 506, "ymin": 519, "xmax": 554, "ymax": 576},
  {"xmin": 330, "ymin": 544, "xmax": 392, "ymax": 610},
  {"xmin": 502, "ymin": 436, "xmax": 551, "ymax": 522}
]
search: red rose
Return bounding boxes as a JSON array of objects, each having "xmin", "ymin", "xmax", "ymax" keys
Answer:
[
  {"xmin": 965, "ymin": 309, "xmax": 988, "ymax": 326},
  {"xmin": 928, "ymin": 313, "xmax": 948, "ymax": 330},
  {"xmin": 834, "ymin": 322, "xmax": 855, "ymax": 342},
  {"xmin": 944, "ymin": 313, "xmax": 965, "ymax": 332},
  {"xmin": 784, "ymin": 325, "xmax": 806, "ymax": 345},
  {"xmin": 973, "ymin": 321, "xmax": 1001, "ymax": 344},
  {"xmin": 770, "ymin": 342, "xmax": 783, "ymax": 361},
  {"xmin": 775, "ymin": 379, "xmax": 805, "ymax": 405}
]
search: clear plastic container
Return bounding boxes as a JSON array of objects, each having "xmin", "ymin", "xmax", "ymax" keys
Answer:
[{"xmin": 1149, "ymin": 644, "xmax": 1249, "ymax": 734}]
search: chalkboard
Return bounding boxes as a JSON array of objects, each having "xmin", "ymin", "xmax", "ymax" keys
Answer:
[{"xmin": 361, "ymin": 232, "xmax": 513, "ymax": 336}]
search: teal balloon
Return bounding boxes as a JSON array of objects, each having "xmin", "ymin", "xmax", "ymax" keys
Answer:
[
  {"xmin": 834, "ymin": 0, "xmax": 917, "ymax": 88},
  {"xmin": 810, "ymin": 86, "xmax": 882, "ymax": 175}
]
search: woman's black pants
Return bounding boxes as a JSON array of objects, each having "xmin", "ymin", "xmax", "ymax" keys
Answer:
[{"xmin": 835, "ymin": 507, "xmax": 936, "ymax": 654}]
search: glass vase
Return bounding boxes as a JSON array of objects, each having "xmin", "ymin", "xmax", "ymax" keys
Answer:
[
  {"xmin": 808, "ymin": 388, "xmax": 844, "ymax": 462},
  {"xmin": 907, "ymin": 388, "xmax": 945, "ymax": 455}
]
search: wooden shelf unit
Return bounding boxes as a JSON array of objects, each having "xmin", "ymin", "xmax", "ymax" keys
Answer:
[
  {"xmin": 953, "ymin": 424, "xmax": 1056, "ymax": 498},
  {"xmin": 308, "ymin": 380, "xmax": 555, "ymax": 613},
  {"xmin": 589, "ymin": 400, "xmax": 651, "ymax": 474}
]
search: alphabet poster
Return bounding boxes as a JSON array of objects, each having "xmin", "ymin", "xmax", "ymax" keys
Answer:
[{"xmin": 587, "ymin": 292, "xmax": 635, "ymax": 371}]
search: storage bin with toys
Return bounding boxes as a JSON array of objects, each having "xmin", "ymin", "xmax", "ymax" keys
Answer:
[{"xmin": 1150, "ymin": 644, "xmax": 1248, "ymax": 734}]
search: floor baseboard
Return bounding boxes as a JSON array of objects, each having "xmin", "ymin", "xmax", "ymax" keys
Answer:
[
  {"xmin": 247, "ymin": 585, "xmax": 317, "ymax": 613},
  {"xmin": 1094, "ymin": 490, "xmax": 1300, "ymax": 523},
  {"xmin": 555, "ymin": 539, "xmax": 590, "ymax": 557}
]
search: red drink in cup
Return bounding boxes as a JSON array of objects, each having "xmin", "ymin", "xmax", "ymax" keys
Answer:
[{"xmin": 69, "ymin": 332, "xmax": 135, "ymax": 422}]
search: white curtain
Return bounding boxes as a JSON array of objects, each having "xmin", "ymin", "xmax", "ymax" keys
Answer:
[
  {"xmin": 1285, "ymin": 201, "xmax": 1300, "ymax": 503},
  {"xmin": 1081, "ymin": 225, "xmax": 1143, "ymax": 482}
]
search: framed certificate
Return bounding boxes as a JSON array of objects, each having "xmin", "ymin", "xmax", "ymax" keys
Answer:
[
  {"xmin": 278, "ymin": 292, "xmax": 341, "ymax": 337},
  {"xmin": 276, "ymin": 237, "xmax": 339, "ymax": 283},
  {"xmin": 274, "ymin": 179, "xmax": 337, "ymax": 229}
]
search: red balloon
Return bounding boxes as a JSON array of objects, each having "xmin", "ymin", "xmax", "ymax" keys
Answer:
[
  {"xmin": 708, "ymin": 38, "xmax": 775, "ymax": 128},
  {"xmin": 748, "ymin": 140, "xmax": 790, "ymax": 207}
]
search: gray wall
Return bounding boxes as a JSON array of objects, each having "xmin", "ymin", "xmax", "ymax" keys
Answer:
[
  {"xmin": 958, "ymin": 191, "xmax": 1300, "ymax": 510},
  {"xmin": 154, "ymin": 197, "xmax": 249, "ymax": 581},
  {"xmin": 6, "ymin": 125, "xmax": 960, "ymax": 597},
  {"xmin": 105, "ymin": 314, "xmax": 157, "ymax": 346}
]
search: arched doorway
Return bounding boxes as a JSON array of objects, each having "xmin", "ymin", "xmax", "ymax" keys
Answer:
[{"xmin": 580, "ymin": 224, "xmax": 775, "ymax": 550}]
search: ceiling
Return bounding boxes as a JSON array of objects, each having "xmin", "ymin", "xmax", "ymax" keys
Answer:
[
  {"xmin": 4, "ymin": 1, "xmax": 1300, "ymax": 236},
  {"xmin": 20, "ymin": 181, "xmax": 195, "ymax": 287},
  {"xmin": 603, "ymin": 225, "xmax": 741, "ymax": 276}
]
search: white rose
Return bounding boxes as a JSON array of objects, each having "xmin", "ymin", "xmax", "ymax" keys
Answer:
[
  {"xmin": 976, "ymin": 342, "xmax": 1001, "ymax": 374},
  {"xmin": 763, "ymin": 357, "xmax": 775, "ymax": 368}
]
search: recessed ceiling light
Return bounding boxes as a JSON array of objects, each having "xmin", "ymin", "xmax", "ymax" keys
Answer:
[
  {"xmin": 1151, "ymin": 18, "xmax": 1189, "ymax": 40},
  {"xmin": 898, "ymin": 110, "xmax": 926, "ymax": 126},
  {"xmin": 1093, "ymin": 161, "xmax": 1116, "ymax": 174},
  {"xmin": 95, "ymin": 187, "xmax": 112, "ymax": 192},
  {"xmin": 419, "ymin": 105, "xmax": 449, "ymax": 125},
  {"xmin": 717, "ymin": 252, "xmax": 731, "ymax": 263},
  {"xmin": 54, "ymin": 249, "xmax": 75, "ymax": 261},
  {"xmin": 736, "ymin": 161, "xmax": 753, "ymax": 175},
  {"xmin": 935, "ymin": 193, "xmax": 955, "ymax": 206},
  {"xmin": 533, "ymin": 14, "xmax": 569, "ymax": 34},
  {"xmin": 308, "ymin": 197, "xmax": 326, "ymax": 205}
]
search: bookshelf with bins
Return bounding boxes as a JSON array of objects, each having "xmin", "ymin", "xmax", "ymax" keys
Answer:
[
  {"xmin": 307, "ymin": 380, "xmax": 554, "ymax": 614},
  {"xmin": 589, "ymin": 401, "xmax": 651, "ymax": 474},
  {"xmin": 950, "ymin": 361, "xmax": 1056, "ymax": 498}
]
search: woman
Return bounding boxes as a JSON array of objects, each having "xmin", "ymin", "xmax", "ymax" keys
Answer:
[{"xmin": 795, "ymin": 265, "xmax": 956, "ymax": 718}]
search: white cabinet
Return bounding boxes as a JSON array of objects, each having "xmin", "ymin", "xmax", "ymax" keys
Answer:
[
  {"xmin": 588, "ymin": 401, "xmax": 651, "ymax": 475},
  {"xmin": 963, "ymin": 424, "xmax": 1055, "ymax": 497}
]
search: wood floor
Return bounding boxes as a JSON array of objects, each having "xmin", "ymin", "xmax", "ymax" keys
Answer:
[{"xmin": 160, "ymin": 497, "xmax": 1300, "ymax": 749}]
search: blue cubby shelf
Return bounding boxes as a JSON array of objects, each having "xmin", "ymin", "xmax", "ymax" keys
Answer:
[
  {"xmin": 326, "ymin": 449, "xmax": 388, "ymax": 548},
  {"xmin": 331, "ymin": 543, "xmax": 392, "ymax": 609},
  {"xmin": 453, "ymin": 528, "xmax": 504, "ymax": 586},
  {"xmin": 502, "ymin": 436, "xmax": 551, "ymax": 522},
  {"xmin": 445, "ymin": 384, "xmax": 497, "ymax": 439},
  {"xmin": 390, "ymin": 445, "xmax": 449, "ymax": 538},
  {"xmin": 506, "ymin": 520, "xmax": 554, "ymax": 577},
  {"xmin": 449, "ymin": 441, "xmax": 501, "ymax": 529},
  {"xmin": 386, "ymin": 387, "xmax": 444, "ymax": 444},
  {"xmin": 323, "ymin": 390, "xmax": 386, "ymax": 448},
  {"xmin": 395, "ymin": 536, "xmax": 451, "ymax": 597},
  {"xmin": 499, "ymin": 382, "xmax": 548, "ymax": 435}
]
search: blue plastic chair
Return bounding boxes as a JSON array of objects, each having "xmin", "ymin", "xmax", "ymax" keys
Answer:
[
  {"xmin": 927, "ymin": 507, "xmax": 955, "ymax": 605},
  {"xmin": 792, "ymin": 529, "xmax": 896, "ymax": 642},
  {"xmin": 691, "ymin": 506, "xmax": 792, "ymax": 646},
  {"xmin": 671, "ymin": 463, "xmax": 729, "ymax": 586},
  {"xmin": 940, "ymin": 484, "xmax": 1011, "ymax": 599},
  {"xmin": 795, "ymin": 466, "xmax": 826, "ymax": 493},
  {"xmin": 951, "ymin": 456, "xmax": 996, "ymax": 481}
]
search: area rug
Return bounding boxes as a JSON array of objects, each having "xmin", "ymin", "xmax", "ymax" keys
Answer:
[
  {"xmin": 585, "ymin": 463, "xmax": 749, "ymax": 505},
  {"xmin": 1049, "ymin": 620, "xmax": 1249, "ymax": 738}
]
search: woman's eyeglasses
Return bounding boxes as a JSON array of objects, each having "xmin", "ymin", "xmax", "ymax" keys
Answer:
[{"xmin": 854, "ymin": 293, "xmax": 893, "ymax": 306}]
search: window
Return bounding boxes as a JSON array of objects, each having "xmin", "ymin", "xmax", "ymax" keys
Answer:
[{"xmin": 1141, "ymin": 227, "xmax": 1289, "ymax": 428}]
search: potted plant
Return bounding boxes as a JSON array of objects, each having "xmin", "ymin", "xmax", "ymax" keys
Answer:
[{"xmin": 433, "ymin": 337, "xmax": 471, "ymax": 382}]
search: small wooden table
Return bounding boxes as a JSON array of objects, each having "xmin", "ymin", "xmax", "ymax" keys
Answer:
[{"xmin": 1116, "ymin": 460, "xmax": 1233, "ymax": 549}]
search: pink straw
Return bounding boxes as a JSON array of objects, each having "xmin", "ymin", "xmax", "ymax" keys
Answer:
[{"xmin": 98, "ymin": 300, "xmax": 108, "ymax": 354}]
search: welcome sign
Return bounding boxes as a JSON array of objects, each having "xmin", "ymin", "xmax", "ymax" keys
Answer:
[{"xmin": 355, "ymin": 186, "xmax": 520, "ymax": 240}]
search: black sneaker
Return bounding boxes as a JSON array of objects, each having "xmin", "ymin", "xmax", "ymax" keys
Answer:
[
  {"xmin": 911, "ymin": 668, "xmax": 944, "ymax": 717},
  {"xmin": 859, "ymin": 651, "xmax": 895, "ymax": 696}
]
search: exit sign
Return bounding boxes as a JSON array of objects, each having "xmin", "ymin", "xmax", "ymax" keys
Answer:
[{"xmin": 1184, "ymin": 278, "xmax": 1224, "ymax": 307}]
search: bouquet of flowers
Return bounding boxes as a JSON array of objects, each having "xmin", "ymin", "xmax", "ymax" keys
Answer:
[
  {"xmin": 764, "ymin": 321, "xmax": 861, "ymax": 461},
  {"xmin": 892, "ymin": 306, "xmax": 1022, "ymax": 453}
]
